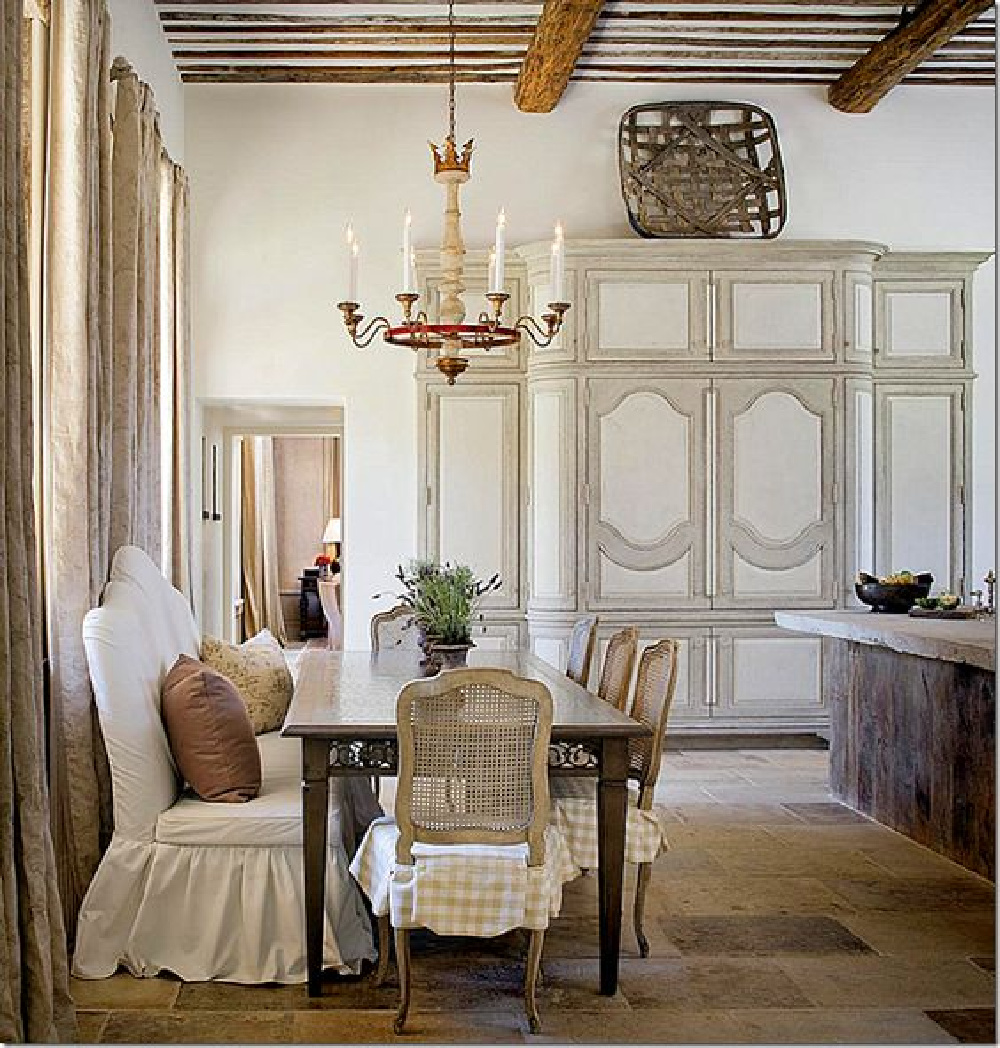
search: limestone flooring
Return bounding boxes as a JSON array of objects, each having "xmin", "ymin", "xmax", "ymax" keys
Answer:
[{"xmin": 69, "ymin": 748, "xmax": 996, "ymax": 1044}]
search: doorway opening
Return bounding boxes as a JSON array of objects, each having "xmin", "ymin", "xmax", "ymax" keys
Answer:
[{"xmin": 199, "ymin": 402, "xmax": 344, "ymax": 647}]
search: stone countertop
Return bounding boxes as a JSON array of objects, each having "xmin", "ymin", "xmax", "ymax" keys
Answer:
[{"xmin": 774, "ymin": 609, "xmax": 995, "ymax": 673}]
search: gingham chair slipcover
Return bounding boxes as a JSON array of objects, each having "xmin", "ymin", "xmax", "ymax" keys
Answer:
[{"xmin": 349, "ymin": 668, "xmax": 574, "ymax": 1034}]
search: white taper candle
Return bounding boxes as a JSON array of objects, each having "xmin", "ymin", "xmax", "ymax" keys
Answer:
[
  {"xmin": 493, "ymin": 209, "xmax": 506, "ymax": 292},
  {"xmin": 552, "ymin": 222, "xmax": 565, "ymax": 301},
  {"xmin": 346, "ymin": 223, "xmax": 357, "ymax": 301},
  {"xmin": 402, "ymin": 210, "xmax": 413, "ymax": 293},
  {"xmin": 348, "ymin": 240, "xmax": 359, "ymax": 303}
]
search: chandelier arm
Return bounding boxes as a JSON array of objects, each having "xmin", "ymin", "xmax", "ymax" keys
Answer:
[
  {"xmin": 514, "ymin": 313, "xmax": 560, "ymax": 347},
  {"xmin": 348, "ymin": 316, "xmax": 393, "ymax": 348}
]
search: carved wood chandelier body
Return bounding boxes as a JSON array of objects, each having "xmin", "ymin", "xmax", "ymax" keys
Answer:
[{"xmin": 337, "ymin": 0, "xmax": 570, "ymax": 384}]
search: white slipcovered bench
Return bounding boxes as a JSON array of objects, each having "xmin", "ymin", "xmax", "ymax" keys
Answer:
[{"xmin": 72, "ymin": 546, "xmax": 375, "ymax": 983}]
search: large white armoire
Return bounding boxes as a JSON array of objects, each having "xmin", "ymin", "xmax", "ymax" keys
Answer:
[{"xmin": 415, "ymin": 240, "xmax": 988, "ymax": 734}]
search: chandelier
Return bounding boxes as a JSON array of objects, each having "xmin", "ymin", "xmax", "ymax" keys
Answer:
[{"xmin": 336, "ymin": 0, "xmax": 570, "ymax": 384}]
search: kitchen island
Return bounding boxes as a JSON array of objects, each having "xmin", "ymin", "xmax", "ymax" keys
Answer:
[{"xmin": 775, "ymin": 609, "xmax": 995, "ymax": 880}]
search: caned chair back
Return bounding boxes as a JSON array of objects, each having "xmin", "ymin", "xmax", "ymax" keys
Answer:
[
  {"xmin": 394, "ymin": 669, "xmax": 553, "ymax": 866},
  {"xmin": 627, "ymin": 639, "xmax": 680, "ymax": 809},
  {"xmin": 370, "ymin": 604, "xmax": 419, "ymax": 652},
  {"xmin": 597, "ymin": 626, "xmax": 639, "ymax": 713},
  {"xmin": 565, "ymin": 615, "xmax": 598, "ymax": 688}
]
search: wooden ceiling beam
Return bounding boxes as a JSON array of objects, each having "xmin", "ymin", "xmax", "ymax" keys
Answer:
[
  {"xmin": 514, "ymin": 0, "xmax": 605, "ymax": 112},
  {"xmin": 174, "ymin": 48, "xmax": 524, "ymax": 61},
  {"xmin": 828, "ymin": 0, "xmax": 995, "ymax": 112},
  {"xmin": 179, "ymin": 66, "xmax": 516, "ymax": 83}
]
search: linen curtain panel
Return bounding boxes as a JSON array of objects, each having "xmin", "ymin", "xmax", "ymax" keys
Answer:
[
  {"xmin": 164, "ymin": 162, "xmax": 193, "ymax": 599},
  {"xmin": 45, "ymin": 33, "xmax": 194, "ymax": 934},
  {"xmin": 241, "ymin": 436, "xmax": 288, "ymax": 644},
  {"xmin": 44, "ymin": 0, "xmax": 115, "ymax": 945},
  {"xmin": 323, "ymin": 435, "xmax": 341, "ymax": 523},
  {"xmin": 0, "ymin": 0, "xmax": 76, "ymax": 1039}
]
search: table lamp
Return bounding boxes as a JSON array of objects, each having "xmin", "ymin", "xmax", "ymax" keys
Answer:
[{"xmin": 322, "ymin": 517, "xmax": 342, "ymax": 569}]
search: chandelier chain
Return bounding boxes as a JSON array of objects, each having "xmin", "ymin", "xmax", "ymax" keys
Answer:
[{"xmin": 448, "ymin": 0, "xmax": 456, "ymax": 140}]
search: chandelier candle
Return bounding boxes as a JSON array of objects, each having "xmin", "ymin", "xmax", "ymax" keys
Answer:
[
  {"xmin": 551, "ymin": 224, "xmax": 565, "ymax": 302},
  {"xmin": 346, "ymin": 225, "xmax": 359, "ymax": 304},
  {"xmin": 334, "ymin": 0, "xmax": 570, "ymax": 383},
  {"xmin": 492, "ymin": 209, "xmax": 506, "ymax": 293},
  {"xmin": 402, "ymin": 210, "xmax": 413, "ymax": 293}
]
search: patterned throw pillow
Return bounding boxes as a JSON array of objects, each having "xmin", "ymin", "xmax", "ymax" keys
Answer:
[{"xmin": 200, "ymin": 629, "xmax": 293, "ymax": 735}]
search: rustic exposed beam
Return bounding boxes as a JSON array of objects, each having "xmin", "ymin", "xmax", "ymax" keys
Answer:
[
  {"xmin": 829, "ymin": 0, "xmax": 995, "ymax": 112},
  {"xmin": 173, "ymin": 48, "xmax": 524, "ymax": 61},
  {"xmin": 158, "ymin": 13, "xmax": 533, "ymax": 28},
  {"xmin": 158, "ymin": 0, "xmax": 514, "ymax": 5},
  {"xmin": 179, "ymin": 66, "xmax": 991, "ymax": 86},
  {"xmin": 179, "ymin": 66, "xmax": 516, "ymax": 82},
  {"xmin": 599, "ymin": 10, "xmax": 902, "ymax": 23},
  {"xmin": 514, "ymin": 0, "xmax": 605, "ymax": 112}
]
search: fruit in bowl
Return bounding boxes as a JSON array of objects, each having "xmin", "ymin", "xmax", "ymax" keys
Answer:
[
  {"xmin": 855, "ymin": 570, "xmax": 933, "ymax": 613},
  {"xmin": 938, "ymin": 593, "xmax": 961, "ymax": 610}
]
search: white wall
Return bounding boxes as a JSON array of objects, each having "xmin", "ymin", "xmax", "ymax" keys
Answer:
[
  {"xmin": 107, "ymin": 0, "xmax": 183, "ymax": 163},
  {"xmin": 186, "ymin": 82, "xmax": 995, "ymax": 643}
]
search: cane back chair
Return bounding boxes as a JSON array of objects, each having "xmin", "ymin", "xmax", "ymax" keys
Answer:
[
  {"xmin": 550, "ymin": 638, "xmax": 679, "ymax": 956},
  {"xmin": 596, "ymin": 626, "xmax": 639, "ymax": 713},
  {"xmin": 350, "ymin": 668, "xmax": 568, "ymax": 1034},
  {"xmin": 369, "ymin": 604, "xmax": 420, "ymax": 652},
  {"xmin": 564, "ymin": 615, "xmax": 598, "ymax": 689}
]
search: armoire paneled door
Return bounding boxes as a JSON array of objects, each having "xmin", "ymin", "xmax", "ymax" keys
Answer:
[{"xmin": 416, "ymin": 240, "xmax": 988, "ymax": 734}]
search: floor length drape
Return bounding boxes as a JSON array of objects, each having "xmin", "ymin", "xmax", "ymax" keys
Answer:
[
  {"xmin": 0, "ymin": 0, "xmax": 76, "ymax": 1039},
  {"xmin": 241, "ymin": 436, "xmax": 287, "ymax": 644},
  {"xmin": 46, "ymin": 39, "xmax": 185, "ymax": 941},
  {"xmin": 164, "ymin": 162, "xmax": 192, "ymax": 600},
  {"xmin": 109, "ymin": 57, "xmax": 161, "ymax": 561},
  {"xmin": 44, "ymin": 0, "xmax": 114, "ymax": 944}
]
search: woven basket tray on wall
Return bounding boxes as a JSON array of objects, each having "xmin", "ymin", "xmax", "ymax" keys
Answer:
[{"xmin": 618, "ymin": 101, "xmax": 787, "ymax": 239}]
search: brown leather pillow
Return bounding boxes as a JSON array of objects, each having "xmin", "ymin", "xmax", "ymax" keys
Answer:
[{"xmin": 161, "ymin": 655, "xmax": 262, "ymax": 802}]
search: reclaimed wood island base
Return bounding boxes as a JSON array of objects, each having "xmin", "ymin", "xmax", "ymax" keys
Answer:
[{"xmin": 775, "ymin": 610, "xmax": 995, "ymax": 881}]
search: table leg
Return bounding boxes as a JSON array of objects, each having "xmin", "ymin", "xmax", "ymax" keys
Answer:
[
  {"xmin": 596, "ymin": 737, "xmax": 629, "ymax": 996},
  {"xmin": 303, "ymin": 739, "xmax": 330, "ymax": 997}
]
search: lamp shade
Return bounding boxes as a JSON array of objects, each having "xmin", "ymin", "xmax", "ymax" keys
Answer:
[{"xmin": 322, "ymin": 517, "xmax": 342, "ymax": 544}]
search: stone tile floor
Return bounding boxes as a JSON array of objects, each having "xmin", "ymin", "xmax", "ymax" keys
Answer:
[{"xmin": 70, "ymin": 748, "xmax": 996, "ymax": 1044}]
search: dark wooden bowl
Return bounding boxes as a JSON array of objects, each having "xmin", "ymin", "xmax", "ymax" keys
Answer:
[{"xmin": 855, "ymin": 574, "xmax": 933, "ymax": 614}]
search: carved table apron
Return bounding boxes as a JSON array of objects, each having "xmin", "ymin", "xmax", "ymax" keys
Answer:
[{"xmin": 282, "ymin": 648, "xmax": 651, "ymax": 997}]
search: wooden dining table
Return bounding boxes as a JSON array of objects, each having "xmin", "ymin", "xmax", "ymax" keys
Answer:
[{"xmin": 282, "ymin": 647, "xmax": 651, "ymax": 998}]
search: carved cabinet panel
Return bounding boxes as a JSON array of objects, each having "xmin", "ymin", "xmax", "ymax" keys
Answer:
[
  {"xmin": 586, "ymin": 378, "xmax": 709, "ymax": 609},
  {"xmin": 715, "ymin": 379, "xmax": 836, "ymax": 608},
  {"xmin": 527, "ymin": 378, "xmax": 577, "ymax": 611},
  {"xmin": 874, "ymin": 384, "xmax": 967, "ymax": 594},
  {"xmin": 423, "ymin": 382, "xmax": 520, "ymax": 611},
  {"xmin": 875, "ymin": 279, "xmax": 966, "ymax": 369},
  {"xmin": 585, "ymin": 270, "xmax": 710, "ymax": 361},
  {"xmin": 714, "ymin": 270, "xmax": 835, "ymax": 361},
  {"xmin": 712, "ymin": 626, "xmax": 826, "ymax": 728}
]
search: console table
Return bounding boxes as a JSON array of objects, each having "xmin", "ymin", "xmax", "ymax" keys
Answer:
[{"xmin": 298, "ymin": 573, "xmax": 327, "ymax": 640}]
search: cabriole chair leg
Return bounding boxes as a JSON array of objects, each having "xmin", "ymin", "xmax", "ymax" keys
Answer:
[
  {"xmin": 393, "ymin": 927, "xmax": 411, "ymax": 1034},
  {"xmin": 524, "ymin": 929, "xmax": 545, "ymax": 1034},
  {"xmin": 634, "ymin": 861, "xmax": 652, "ymax": 958}
]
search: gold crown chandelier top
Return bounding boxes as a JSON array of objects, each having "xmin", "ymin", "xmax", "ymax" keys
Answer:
[{"xmin": 336, "ymin": 0, "xmax": 569, "ymax": 384}]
